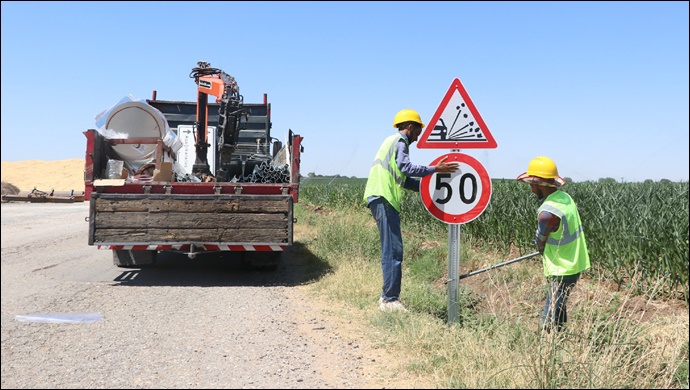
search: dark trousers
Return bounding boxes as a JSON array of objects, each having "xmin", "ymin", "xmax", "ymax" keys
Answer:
[
  {"xmin": 542, "ymin": 273, "xmax": 580, "ymax": 332},
  {"xmin": 368, "ymin": 198, "xmax": 403, "ymax": 302}
]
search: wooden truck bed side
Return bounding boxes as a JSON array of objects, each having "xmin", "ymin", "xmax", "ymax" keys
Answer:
[{"xmin": 89, "ymin": 193, "xmax": 292, "ymax": 246}]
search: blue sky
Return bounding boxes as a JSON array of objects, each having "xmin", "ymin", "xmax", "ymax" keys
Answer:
[{"xmin": 2, "ymin": 1, "xmax": 688, "ymax": 182}]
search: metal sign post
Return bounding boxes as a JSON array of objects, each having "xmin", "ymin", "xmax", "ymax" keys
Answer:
[{"xmin": 447, "ymin": 222, "xmax": 461, "ymax": 324}]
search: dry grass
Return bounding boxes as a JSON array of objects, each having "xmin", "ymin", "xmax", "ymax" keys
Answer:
[{"xmin": 1, "ymin": 181, "xmax": 20, "ymax": 197}]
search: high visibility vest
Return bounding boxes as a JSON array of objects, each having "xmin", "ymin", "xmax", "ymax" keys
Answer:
[
  {"xmin": 539, "ymin": 190, "xmax": 591, "ymax": 276},
  {"xmin": 363, "ymin": 133, "xmax": 408, "ymax": 212}
]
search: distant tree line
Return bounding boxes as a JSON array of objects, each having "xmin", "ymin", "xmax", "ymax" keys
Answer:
[{"xmin": 306, "ymin": 172, "xmax": 359, "ymax": 179}]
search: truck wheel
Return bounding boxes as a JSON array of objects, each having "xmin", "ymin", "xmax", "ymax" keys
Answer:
[
  {"xmin": 113, "ymin": 250, "xmax": 158, "ymax": 268},
  {"xmin": 248, "ymin": 252, "xmax": 282, "ymax": 271}
]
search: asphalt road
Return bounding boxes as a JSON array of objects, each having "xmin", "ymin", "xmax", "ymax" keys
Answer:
[{"xmin": 0, "ymin": 202, "xmax": 386, "ymax": 389}]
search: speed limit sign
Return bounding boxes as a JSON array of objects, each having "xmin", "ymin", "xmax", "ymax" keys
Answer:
[{"xmin": 420, "ymin": 152, "xmax": 492, "ymax": 224}]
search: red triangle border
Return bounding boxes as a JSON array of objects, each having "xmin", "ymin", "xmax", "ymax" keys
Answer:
[{"xmin": 417, "ymin": 78, "xmax": 497, "ymax": 149}]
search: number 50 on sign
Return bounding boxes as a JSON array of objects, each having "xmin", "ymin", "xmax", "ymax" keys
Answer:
[{"xmin": 420, "ymin": 153, "xmax": 492, "ymax": 224}]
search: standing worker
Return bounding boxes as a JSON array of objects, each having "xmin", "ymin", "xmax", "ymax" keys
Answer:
[
  {"xmin": 364, "ymin": 109, "xmax": 459, "ymax": 312},
  {"xmin": 517, "ymin": 156, "xmax": 591, "ymax": 332}
]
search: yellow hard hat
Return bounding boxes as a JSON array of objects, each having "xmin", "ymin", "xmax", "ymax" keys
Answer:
[
  {"xmin": 527, "ymin": 156, "xmax": 559, "ymax": 178},
  {"xmin": 393, "ymin": 109, "xmax": 425, "ymax": 128},
  {"xmin": 517, "ymin": 156, "xmax": 565, "ymax": 187}
]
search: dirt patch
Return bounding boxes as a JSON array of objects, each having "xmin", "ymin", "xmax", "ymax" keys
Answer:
[
  {"xmin": 1, "ymin": 159, "xmax": 85, "ymax": 192},
  {"xmin": 292, "ymin": 286, "xmax": 437, "ymax": 389}
]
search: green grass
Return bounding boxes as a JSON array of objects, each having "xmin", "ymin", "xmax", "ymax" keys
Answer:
[{"xmin": 300, "ymin": 178, "xmax": 689, "ymax": 300}]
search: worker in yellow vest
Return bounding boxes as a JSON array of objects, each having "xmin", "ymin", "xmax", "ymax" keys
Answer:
[
  {"xmin": 517, "ymin": 156, "xmax": 591, "ymax": 332},
  {"xmin": 364, "ymin": 109, "xmax": 459, "ymax": 312}
]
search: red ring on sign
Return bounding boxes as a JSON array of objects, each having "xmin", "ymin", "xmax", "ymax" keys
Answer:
[{"xmin": 420, "ymin": 153, "xmax": 492, "ymax": 224}]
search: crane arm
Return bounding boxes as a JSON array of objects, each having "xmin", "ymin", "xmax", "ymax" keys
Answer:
[{"xmin": 189, "ymin": 61, "xmax": 244, "ymax": 177}]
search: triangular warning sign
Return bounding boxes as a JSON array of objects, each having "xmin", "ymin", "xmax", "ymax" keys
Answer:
[{"xmin": 418, "ymin": 78, "xmax": 497, "ymax": 149}]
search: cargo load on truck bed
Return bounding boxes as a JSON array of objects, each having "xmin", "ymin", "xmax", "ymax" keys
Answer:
[{"xmin": 84, "ymin": 61, "xmax": 303, "ymax": 270}]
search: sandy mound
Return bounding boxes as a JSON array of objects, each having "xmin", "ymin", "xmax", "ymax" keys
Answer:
[{"xmin": 1, "ymin": 159, "xmax": 85, "ymax": 192}]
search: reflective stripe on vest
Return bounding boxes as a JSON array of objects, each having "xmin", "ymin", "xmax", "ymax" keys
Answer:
[
  {"xmin": 538, "ymin": 203, "xmax": 584, "ymax": 246},
  {"xmin": 371, "ymin": 140, "xmax": 406, "ymax": 188},
  {"xmin": 363, "ymin": 133, "xmax": 408, "ymax": 211}
]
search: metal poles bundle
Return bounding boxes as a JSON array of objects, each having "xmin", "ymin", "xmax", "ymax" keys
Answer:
[{"xmin": 249, "ymin": 161, "xmax": 290, "ymax": 183}]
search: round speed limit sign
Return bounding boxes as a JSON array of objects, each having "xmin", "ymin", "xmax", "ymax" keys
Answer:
[{"xmin": 420, "ymin": 153, "xmax": 492, "ymax": 224}]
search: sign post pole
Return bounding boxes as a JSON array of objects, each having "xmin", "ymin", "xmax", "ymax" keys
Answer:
[
  {"xmin": 447, "ymin": 148, "xmax": 462, "ymax": 324},
  {"xmin": 448, "ymin": 223, "xmax": 461, "ymax": 324}
]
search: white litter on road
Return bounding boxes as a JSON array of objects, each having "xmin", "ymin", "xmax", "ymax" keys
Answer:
[{"xmin": 15, "ymin": 313, "xmax": 104, "ymax": 323}]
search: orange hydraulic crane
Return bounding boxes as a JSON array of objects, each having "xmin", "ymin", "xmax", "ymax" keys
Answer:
[{"xmin": 189, "ymin": 61, "xmax": 245, "ymax": 176}]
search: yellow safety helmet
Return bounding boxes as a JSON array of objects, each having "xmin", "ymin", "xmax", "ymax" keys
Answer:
[
  {"xmin": 393, "ymin": 109, "xmax": 425, "ymax": 128},
  {"xmin": 517, "ymin": 156, "xmax": 565, "ymax": 187}
]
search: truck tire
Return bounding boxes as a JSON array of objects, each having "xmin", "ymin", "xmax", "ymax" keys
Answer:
[
  {"xmin": 113, "ymin": 250, "xmax": 158, "ymax": 268},
  {"xmin": 247, "ymin": 251, "xmax": 282, "ymax": 271}
]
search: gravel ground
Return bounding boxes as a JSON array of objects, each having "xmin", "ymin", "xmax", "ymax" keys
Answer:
[{"xmin": 1, "ymin": 202, "xmax": 418, "ymax": 389}]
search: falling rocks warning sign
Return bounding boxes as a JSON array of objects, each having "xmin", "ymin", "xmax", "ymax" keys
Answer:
[{"xmin": 417, "ymin": 78, "xmax": 497, "ymax": 149}]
